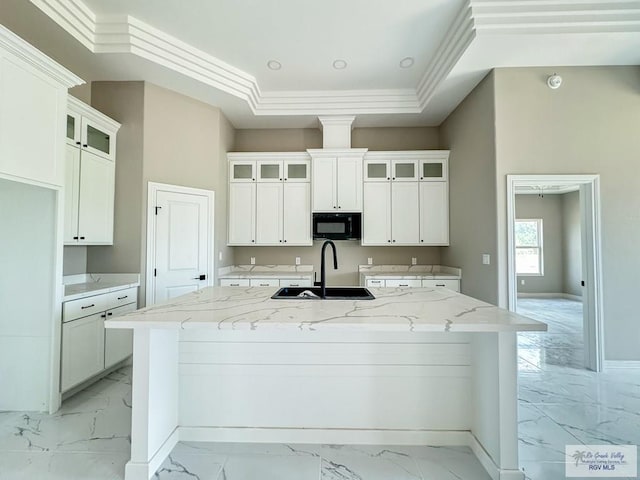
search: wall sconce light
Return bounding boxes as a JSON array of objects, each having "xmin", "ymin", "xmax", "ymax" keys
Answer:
[{"xmin": 547, "ymin": 73, "xmax": 562, "ymax": 89}]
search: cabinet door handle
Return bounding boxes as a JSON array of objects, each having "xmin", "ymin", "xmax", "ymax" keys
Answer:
[
  {"xmin": 80, "ymin": 236, "xmax": 85, "ymax": 240},
  {"xmin": 284, "ymin": 239, "xmax": 287, "ymax": 243},
  {"xmin": 279, "ymin": 240, "xmax": 282, "ymax": 243},
  {"xmin": 399, "ymin": 284, "xmax": 409, "ymax": 287},
  {"xmin": 81, "ymin": 304, "xmax": 95, "ymax": 309},
  {"xmin": 387, "ymin": 240, "xmax": 391, "ymax": 243},
  {"xmin": 107, "ymin": 312, "xmax": 113, "ymax": 316},
  {"xmin": 251, "ymin": 239, "xmax": 255, "ymax": 243},
  {"xmin": 259, "ymin": 283, "xmax": 269, "ymax": 286},
  {"xmin": 289, "ymin": 283, "xmax": 299, "ymax": 287},
  {"xmin": 82, "ymin": 144, "xmax": 88, "ymax": 148},
  {"xmin": 338, "ymin": 206, "xmax": 341, "ymax": 209},
  {"xmin": 279, "ymin": 178, "xmax": 282, "ymax": 181},
  {"xmin": 420, "ymin": 239, "xmax": 424, "ymax": 243},
  {"xmin": 436, "ymin": 284, "xmax": 446, "ymax": 287},
  {"xmin": 117, "ymin": 295, "xmax": 128, "ymax": 300},
  {"xmin": 101, "ymin": 313, "xmax": 106, "ymax": 318},
  {"xmin": 230, "ymin": 283, "xmax": 240, "ymax": 287},
  {"xmin": 392, "ymin": 239, "xmax": 396, "ymax": 243},
  {"xmin": 73, "ymin": 236, "xmax": 79, "ymax": 240}
]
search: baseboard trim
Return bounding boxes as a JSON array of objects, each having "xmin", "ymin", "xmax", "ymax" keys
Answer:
[
  {"xmin": 180, "ymin": 426, "xmax": 469, "ymax": 446},
  {"xmin": 517, "ymin": 293, "xmax": 582, "ymax": 301},
  {"xmin": 604, "ymin": 360, "xmax": 640, "ymax": 369}
]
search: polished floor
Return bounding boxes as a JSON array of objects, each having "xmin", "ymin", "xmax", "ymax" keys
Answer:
[
  {"xmin": 1, "ymin": 297, "xmax": 638, "ymax": 479},
  {"xmin": 516, "ymin": 297, "xmax": 640, "ymax": 479}
]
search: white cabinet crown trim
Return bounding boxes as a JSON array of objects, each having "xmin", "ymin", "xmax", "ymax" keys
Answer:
[
  {"xmin": 307, "ymin": 148, "xmax": 368, "ymax": 158},
  {"xmin": 68, "ymin": 96, "xmax": 121, "ymax": 132},
  {"xmin": 0, "ymin": 25, "xmax": 83, "ymax": 88}
]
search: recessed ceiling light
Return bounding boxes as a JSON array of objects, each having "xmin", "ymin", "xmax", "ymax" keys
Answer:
[
  {"xmin": 399, "ymin": 57, "xmax": 414, "ymax": 68},
  {"xmin": 267, "ymin": 60, "xmax": 282, "ymax": 71},
  {"xmin": 333, "ymin": 59, "xmax": 347, "ymax": 70}
]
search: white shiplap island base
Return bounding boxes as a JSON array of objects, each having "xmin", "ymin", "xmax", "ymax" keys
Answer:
[{"xmin": 106, "ymin": 287, "xmax": 546, "ymax": 480}]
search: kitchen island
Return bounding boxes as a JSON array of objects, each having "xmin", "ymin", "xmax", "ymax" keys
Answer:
[{"xmin": 106, "ymin": 286, "xmax": 546, "ymax": 480}]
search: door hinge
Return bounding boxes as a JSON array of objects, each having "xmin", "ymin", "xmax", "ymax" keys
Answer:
[
  {"xmin": 154, "ymin": 268, "xmax": 157, "ymax": 277},
  {"xmin": 581, "ymin": 280, "xmax": 585, "ymax": 287},
  {"xmin": 155, "ymin": 206, "xmax": 162, "ymax": 215}
]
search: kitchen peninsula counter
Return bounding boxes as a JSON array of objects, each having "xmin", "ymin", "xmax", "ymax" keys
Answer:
[{"xmin": 107, "ymin": 287, "xmax": 545, "ymax": 480}]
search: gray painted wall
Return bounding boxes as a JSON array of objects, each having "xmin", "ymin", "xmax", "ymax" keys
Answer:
[
  {"xmin": 562, "ymin": 191, "xmax": 582, "ymax": 297},
  {"xmin": 63, "ymin": 246, "xmax": 87, "ymax": 275},
  {"xmin": 493, "ymin": 66, "xmax": 640, "ymax": 361},
  {"xmin": 515, "ymin": 194, "xmax": 563, "ymax": 294},
  {"xmin": 439, "ymin": 72, "xmax": 498, "ymax": 305},
  {"xmin": 87, "ymin": 81, "xmax": 234, "ymax": 304}
]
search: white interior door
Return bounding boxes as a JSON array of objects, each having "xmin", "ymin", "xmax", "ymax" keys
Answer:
[{"xmin": 151, "ymin": 187, "xmax": 212, "ymax": 304}]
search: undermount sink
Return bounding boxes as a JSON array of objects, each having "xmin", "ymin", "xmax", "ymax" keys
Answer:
[{"xmin": 271, "ymin": 286, "xmax": 375, "ymax": 300}]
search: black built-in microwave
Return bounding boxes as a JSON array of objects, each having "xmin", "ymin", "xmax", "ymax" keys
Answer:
[{"xmin": 312, "ymin": 213, "xmax": 361, "ymax": 240}]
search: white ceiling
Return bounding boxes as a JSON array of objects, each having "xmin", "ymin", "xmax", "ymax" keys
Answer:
[{"xmin": 3, "ymin": 0, "xmax": 640, "ymax": 128}]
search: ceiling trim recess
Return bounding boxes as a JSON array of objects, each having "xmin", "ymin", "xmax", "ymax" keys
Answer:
[
  {"xmin": 29, "ymin": 0, "xmax": 640, "ymax": 118},
  {"xmin": 472, "ymin": 1, "xmax": 640, "ymax": 34}
]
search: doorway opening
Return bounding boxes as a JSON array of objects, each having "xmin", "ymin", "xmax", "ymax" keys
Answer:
[{"xmin": 507, "ymin": 175, "xmax": 603, "ymax": 371}]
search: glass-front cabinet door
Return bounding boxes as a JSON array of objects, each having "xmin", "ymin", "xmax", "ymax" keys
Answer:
[
  {"xmin": 257, "ymin": 160, "xmax": 283, "ymax": 182},
  {"xmin": 364, "ymin": 159, "xmax": 390, "ymax": 182},
  {"xmin": 230, "ymin": 161, "xmax": 256, "ymax": 182},
  {"xmin": 420, "ymin": 159, "xmax": 447, "ymax": 181},
  {"xmin": 284, "ymin": 159, "xmax": 310, "ymax": 182},
  {"xmin": 391, "ymin": 159, "xmax": 418, "ymax": 182},
  {"xmin": 80, "ymin": 117, "xmax": 116, "ymax": 162},
  {"xmin": 66, "ymin": 111, "xmax": 81, "ymax": 146}
]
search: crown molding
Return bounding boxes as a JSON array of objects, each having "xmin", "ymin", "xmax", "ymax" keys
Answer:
[
  {"xmin": 473, "ymin": 0, "xmax": 640, "ymax": 34},
  {"xmin": 68, "ymin": 95, "xmax": 121, "ymax": 130},
  {"xmin": 27, "ymin": 0, "xmax": 640, "ymax": 119},
  {"xmin": 416, "ymin": 0, "xmax": 476, "ymax": 108},
  {"xmin": 0, "ymin": 23, "xmax": 84, "ymax": 87}
]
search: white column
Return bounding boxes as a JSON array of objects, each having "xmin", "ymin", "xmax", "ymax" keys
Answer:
[{"xmin": 125, "ymin": 328, "xmax": 180, "ymax": 480}]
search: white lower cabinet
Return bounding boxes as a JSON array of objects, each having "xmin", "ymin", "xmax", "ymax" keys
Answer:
[
  {"xmin": 250, "ymin": 278, "xmax": 280, "ymax": 287},
  {"xmin": 104, "ymin": 303, "xmax": 136, "ymax": 368},
  {"xmin": 365, "ymin": 277, "xmax": 460, "ymax": 292},
  {"xmin": 61, "ymin": 287, "xmax": 138, "ymax": 392},
  {"xmin": 220, "ymin": 278, "xmax": 251, "ymax": 287},
  {"xmin": 221, "ymin": 277, "xmax": 312, "ymax": 287},
  {"xmin": 422, "ymin": 279, "xmax": 460, "ymax": 292},
  {"xmin": 61, "ymin": 313, "xmax": 105, "ymax": 392},
  {"xmin": 385, "ymin": 279, "xmax": 422, "ymax": 288}
]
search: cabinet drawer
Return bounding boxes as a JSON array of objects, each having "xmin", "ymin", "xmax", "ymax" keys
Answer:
[
  {"xmin": 366, "ymin": 279, "xmax": 386, "ymax": 288},
  {"xmin": 105, "ymin": 287, "xmax": 138, "ymax": 310},
  {"xmin": 220, "ymin": 278, "xmax": 250, "ymax": 287},
  {"xmin": 422, "ymin": 279, "xmax": 460, "ymax": 292},
  {"xmin": 249, "ymin": 278, "xmax": 280, "ymax": 287},
  {"xmin": 279, "ymin": 279, "xmax": 312, "ymax": 288},
  {"xmin": 63, "ymin": 295, "xmax": 107, "ymax": 322},
  {"xmin": 385, "ymin": 279, "xmax": 422, "ymax": 288}
]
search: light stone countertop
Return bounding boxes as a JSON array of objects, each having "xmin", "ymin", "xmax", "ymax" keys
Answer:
[
  {"xmin": 106, "ymin": 286, "xmax": 546, "ymax": 333},
  {"xmin": 219, "ymin": 265, "xmax": 314, "ymax": 280},
  {"xmin": 63, "ymin": 273, "xmax": 140, "ymax": 302},
  {"xmin": 359, "ymin": 265, "xmax": 461, "ymax": 280}
]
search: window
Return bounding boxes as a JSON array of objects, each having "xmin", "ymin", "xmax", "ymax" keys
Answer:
[{"xmin": 515, "ymin": 219, "xmax": 543, "ymax": 275}]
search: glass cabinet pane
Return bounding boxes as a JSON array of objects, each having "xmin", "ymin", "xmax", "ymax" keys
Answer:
[
  {"xmin": 367, "ymin": 163, "xmax": 388, "ymax": 179},
  {"xmin": 260, "ymin": 164, "xmax": 280, "ymax": 179},
  {"xmin": 395, "ymin": 162, "xmax": 415, "ymax": 178},
  {"xmin": 86, "ymin": 125, "xmax": 110, "ymax": 155},
  {"xmin": 66, "ymin": 115, "xmax": 75, "ymax": 140},
  {"xmin": 287, "ymin": 163, "xmax": 307, "ymax": 179},
  {"xmin": 422, "ymin": 162, "xmax": 443, "ymax": 178},
  {"xmin": 233, "ymin": 164, "xmax": 253, "ymax": 179}
]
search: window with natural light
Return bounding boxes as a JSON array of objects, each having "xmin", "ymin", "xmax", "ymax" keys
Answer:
[{"xmin": 515, "ymin": 219, "xmax": 543, "ymax": 275}]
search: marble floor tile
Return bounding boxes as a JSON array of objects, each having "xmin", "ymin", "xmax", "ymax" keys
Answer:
[
  {"xmin": 218, "ymin": 453, "xmax": 320, "ymax": 480},
  {"xmin": 0, "ymin": 451, "xmax": 129, "ymax": 480},
  {"xmin": 315, "ymin": 445, "xmax": 422, "ymax": 480},
  {"xmin": 155, "ymin": 453, "xmax": 225, "ymax": 479}
]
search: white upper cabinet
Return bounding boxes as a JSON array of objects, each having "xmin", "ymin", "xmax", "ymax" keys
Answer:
[
  {"xmin": 64, "ymin": 98, "xmax": 120, "ymax": 245},
  {"xmin": 0, "ymin": 26, "xmax": 82, "ymax": 188},
  {"xmin": 362, "ymin": 151, "xmax": 449, "ymax": 246},
  {"xmin": 308, "ymin": 149, "xmax": 366, "ymax": 212},
  {"xmin": 67, "ymin": 97, "xmax": 120, "ymax": 162},
  {"xmin": 227, "ymin": 153, "xmax": 311, "ymax": 246}
]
